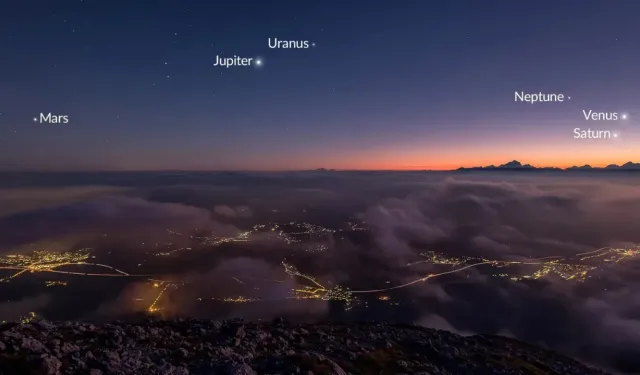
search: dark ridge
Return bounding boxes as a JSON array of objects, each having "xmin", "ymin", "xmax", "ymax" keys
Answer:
[
  {"xmin": 457, "ymin": 160, "xmax": 640, "ymax": 172},
  {"xmin": 0, "ymin": 319, "xmax": 610, "ymax": 375}
]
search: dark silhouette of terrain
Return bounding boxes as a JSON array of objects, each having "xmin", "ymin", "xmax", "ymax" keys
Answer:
[
  {"xmin": 0, "ymin": 319, "xmax": 610, "ymax": 374},
  {"xmin": 457, "ymin": 160, "xmax": 640, "ymax": 171}
]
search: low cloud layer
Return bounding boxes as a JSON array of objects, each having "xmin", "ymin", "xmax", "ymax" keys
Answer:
[
  {"xmin": 213, "ymin": 205, "xmax": 253, "ymax": 219},
  {"xmin": 0, "ymin": 186, "xmax": 128, "ymax": 218},
  {"xmin": 357, "ymin": 176, "xmax": 640, "ymax": 373}
]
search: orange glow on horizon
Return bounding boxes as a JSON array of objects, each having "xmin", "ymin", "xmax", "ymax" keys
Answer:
[
  {"xmin": 14, "ymin": 137, "xmax": 638, "ymax": 172},
  {"xmin": 323, "ymin": 157, "xmax": 640, "ymax": 171},
  {"xmin": 290, "ymin": 139, "xmax": 640, "ymax": 171}
]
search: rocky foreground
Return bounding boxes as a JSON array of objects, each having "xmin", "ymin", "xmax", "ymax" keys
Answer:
[{"xmin": 0, "ymin": 319, "xmax": 609, "ymax": 375}]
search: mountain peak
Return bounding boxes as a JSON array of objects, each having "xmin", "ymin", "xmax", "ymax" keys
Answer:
[
  {"xmin": 621, "ymin": 162, "xmax": 640, "ymax": 168},
  {"xmin": 499, "ymin": 160, "xmax": 523, "ymax": 168},
  {"xmin": 457, "ymin": 161, "xmax": 640, "ymax": 172}
]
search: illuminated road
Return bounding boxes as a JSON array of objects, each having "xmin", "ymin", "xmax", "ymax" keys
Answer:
[
  {"xmin": 0, "ymin": 226, "xmax": 638, "ymax": 316},
  {"xmin": 351, "ymin": 261, "xmax": 496, "ymax": 294}
]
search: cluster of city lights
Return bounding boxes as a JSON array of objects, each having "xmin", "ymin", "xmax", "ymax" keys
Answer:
[
  {"xmin": 154, "ymin": 221, "xmax": 339, "ymax": 256},
  {"xmin": 1, "ymin": 221, "xmax": 638, "ymax": 318},
  {"xmin": 44, "ymin": 280, "xmax": 68, "ymax": 287}
]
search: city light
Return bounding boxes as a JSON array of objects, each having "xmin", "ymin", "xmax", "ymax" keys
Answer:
[{"xmin": 0, "ymin": 221, "xmax": 638, "ymax": 315}]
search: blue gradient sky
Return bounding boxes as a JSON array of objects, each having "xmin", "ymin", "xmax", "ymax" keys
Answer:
[{"xmin": 1, "ymin": 0, "xmax": 639, "ymax": 170}]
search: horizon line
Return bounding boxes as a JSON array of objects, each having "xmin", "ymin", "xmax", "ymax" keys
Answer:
[{"xmin": 0, "ymin": 160, "xmax": 638, "ymax": 174}]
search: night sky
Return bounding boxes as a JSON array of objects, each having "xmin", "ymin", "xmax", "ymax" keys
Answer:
[{"xmin": 1, "ymin": 0, "xmax": 639, "ymax": 171}]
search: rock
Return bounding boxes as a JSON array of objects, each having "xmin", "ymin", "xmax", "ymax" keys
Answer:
[
  {"xmin": 386, "ymin": 340, "xmax": 394, "ymax": 348},
  {"xmin": 235, "ymin": 325, "xmax": 246, "ymax": 338},
  {"xmin": 36, "ymin": 320, "xmax": 56, "ymax": 330},
  {"xmin": 60, "ymin": 342, "xmax": 79, "ymax": 354},
  {"xmin": 325, "ymin": 358, "xmax": 347, "ymax": 375},
  {"xmin": 0, "ymin": 320, "xmax": 611, "ymax": 375},
  {"xmin": 225, "ymin": 362, "xmax": 257, "ymax": 375},
  {"xmin": 40, "ymin": 355, "xmax": 62, "ymax": 375},
  {"xmin": 21, "ymin": 337, "xmax": 45, "ymax": 353}
]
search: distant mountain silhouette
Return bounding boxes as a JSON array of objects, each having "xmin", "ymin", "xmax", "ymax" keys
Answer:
[
  {"xmin": 314, "ymin": 168, "xmax": 336, "ymax": 172},
  {"xmin": 457, "ymin": 160, "xmax": 640, "ymax": 171}
]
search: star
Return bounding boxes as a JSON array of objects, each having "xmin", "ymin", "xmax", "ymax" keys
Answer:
[
  {"xmin": 255, "ymin": 58, "xmax": 263, "ymax": 67},
  {"xmin": 33, "ymin": 117, "xmax": 38, "ymax": 122},
  {"xmin": 312, "ymin": 42, "xmax": 316, "ymax": 47},
  {"xmin": 621, "ymin": 113, "xmax": 628, "ymax": 120},
  {"xmin": 613, "ymin": 133, "xmax": 619, "ymax": 138}
]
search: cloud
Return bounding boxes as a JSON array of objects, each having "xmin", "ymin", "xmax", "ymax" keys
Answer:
[
  {"xmin": 361, "ymin": 177, "xmax": 640, "ymax": 259},
  {"xmin": 94, "ymin": 257, "xmax": 329, "ymax": 322},
  {"xmin": 355, "ymin": 176, "xmax": 640, "ymax": 372},
  {"xmin": 0, "ymin": 186, "xmax": 128, "ymax": 218},
  {"xmin": 213, "ymin": 205, "xmax": 253, "ymax": 218},
  {"xmin": 0, "ymin": 196, "xmax": 231, "ymax": 251},
  {"xmin": 180, "ymin": 257, "xmax": 329, "ymax": 320}
]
